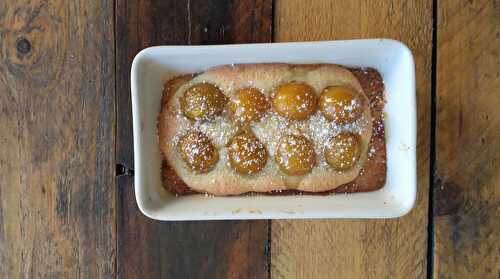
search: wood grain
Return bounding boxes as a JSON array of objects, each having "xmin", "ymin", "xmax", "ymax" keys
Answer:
[
  {"xmin": 115, "ymin": 0, "xmax": 272, "ymax": 278},
  {"xmin": 0, "ymin": 0, "xmax": 115, "ymax": 278},
  {"xmin": 271, "ymin": 1, "xmax": 432, "ymax": 278},
  {"xmin": 434, "ymin": 0, "xmax": 500, "ymax": 278}
]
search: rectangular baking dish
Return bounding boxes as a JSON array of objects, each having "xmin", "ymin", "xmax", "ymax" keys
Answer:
[{"xmin": 131, "ymin": 39, "xmax": 416, "ymax": 220}]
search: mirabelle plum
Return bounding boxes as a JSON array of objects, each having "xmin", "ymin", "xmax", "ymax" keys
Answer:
[
  {"xmin": 229, "ymin": 87, "xmax": 269, "ymax": 123},
  {"xmin": 180, "ymin": 83, "xmax": 226, "ymax": 121},
  {"xmin": 178, "ymin": 131, "xmax": 219, "ymax": 173},
  {"xmin": 319, "ymin": 86, "xmax": 363, "ymax": 124},
  {"xmin": 275, "ymin": 134, "xmax": 316, "ymax": 175},
  {"xmin": 272, "ymin": 81, "xmax": 317, "ymax": 121},
  {"xmin": 325, "ymin": 132, "xmax": 361, "ymax": 171},
  {"xmin": 227, "ymin": 132, "xmax": 268, "ymax": 174}
]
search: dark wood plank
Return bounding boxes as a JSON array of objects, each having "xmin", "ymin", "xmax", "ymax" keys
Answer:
[
  {"xmin": 0, "ymin": 0, "xmax": 115, "ymax": 277},
  {"xmin": 115, "ymin": 1, "xmax": 272, "ymax": 278},
  {"xmin": 434, "ymin": 0, "xmax": 500, "ymax": 278},
  {"xmin": 272, "ymin": 1, "xmax": 432, "ymax": 278}
]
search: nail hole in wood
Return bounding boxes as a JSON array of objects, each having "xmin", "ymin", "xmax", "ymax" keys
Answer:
[
  {"xmin": 16, "ymin": 38, "xmax": 31, "ymax": 54},
  {"xmin": 116, "ymin": 163, "xmax": 134, "ymax": 177}
]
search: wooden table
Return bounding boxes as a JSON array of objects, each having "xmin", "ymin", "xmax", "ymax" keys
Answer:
[{"xmin": 0, "ymin": 0, "xmax": 498, "ymax": 278}]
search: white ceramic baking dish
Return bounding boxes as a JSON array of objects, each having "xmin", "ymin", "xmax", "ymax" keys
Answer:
[{"xmin": 131, "ymin": 39, "xmax": 416, "ymax": 220}]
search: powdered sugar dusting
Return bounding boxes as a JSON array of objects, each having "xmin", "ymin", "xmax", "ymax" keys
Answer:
[
  {"xmin": 198, "ymin": 116, "xmax": 238, "ymax": 147},
  {"xmin": 173, "ymin": 91, "xmax": 372, "ymax": 176}
]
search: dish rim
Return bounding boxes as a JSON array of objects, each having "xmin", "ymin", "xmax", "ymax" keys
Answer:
[{"xmin": 131, "ymin": 39, "xmax": 417, "ymax": 220}]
